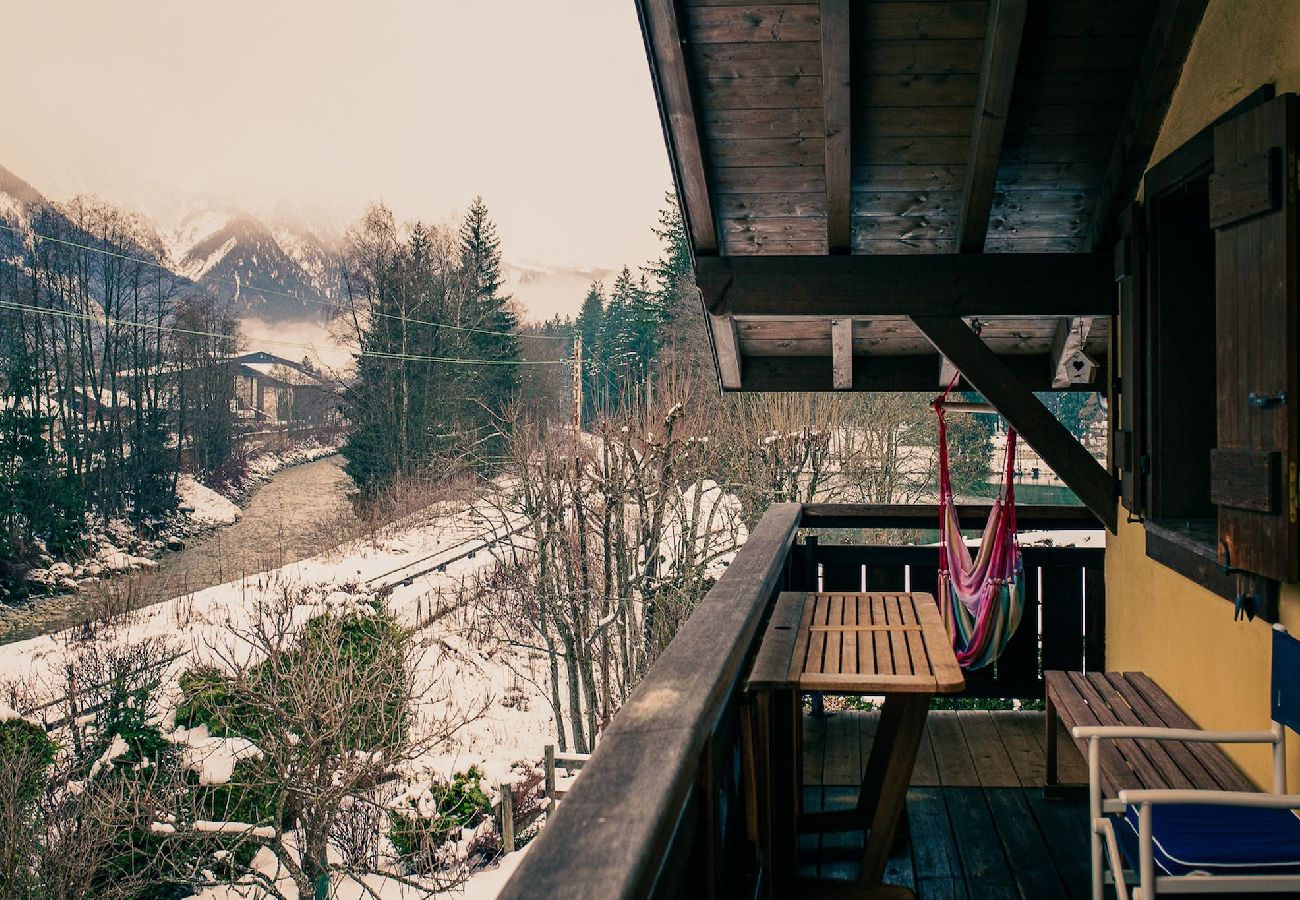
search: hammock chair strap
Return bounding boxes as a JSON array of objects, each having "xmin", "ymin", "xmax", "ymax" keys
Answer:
[{"xmin": 932, "ymin": 374, "xmax": 1023, "ymax": 670}]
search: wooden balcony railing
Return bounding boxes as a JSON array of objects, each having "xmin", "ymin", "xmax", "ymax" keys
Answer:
[{"xmin": 499, "ymin": 503, "xmax": 1103, "ymax": 900}]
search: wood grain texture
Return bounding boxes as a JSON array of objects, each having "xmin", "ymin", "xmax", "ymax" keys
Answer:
[
  {"xmin": 959, "ymin": 0, "xmax": 1029, "ymax": 253},
  {"xmin": 1213, "ymin": 94, "xmax": 1299, "ymax": 582},
  {"xmin": 831, "ymin": 317, "xmax": 853, "ymax": 388},
  {"xmin": 638, "ymin": 0, "xmax": 718, "ymax": 252},
  {"xmin": 822, "ymin": 0, "xmax": 852, "ymax": 251},
  {"xmin": 707, "ymin": 313, "xmax": 744, "ymax": 389}
]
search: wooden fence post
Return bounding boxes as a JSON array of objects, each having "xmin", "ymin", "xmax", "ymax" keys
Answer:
[
  {"xmin": 499, "ymin": 782, "xmax": 515, "ymax": 854},
  {"xmin": 544, "ymin": 744, "xmax": 556, "ymax": 814}
]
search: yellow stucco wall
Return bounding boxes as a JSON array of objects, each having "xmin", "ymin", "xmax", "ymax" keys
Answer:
[{"xmin": 1105, "ymin": 0, "xmax": 1300, "ymax": 790}]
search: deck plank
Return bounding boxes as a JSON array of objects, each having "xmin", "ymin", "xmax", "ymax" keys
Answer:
[
  {"xmin": 803, "ymin": 706, "xmax": 827, "ymax": 785},
  {"xmin": 990, "ymin": 709, "xmax": 1047, "ymax": 788},
  {"xmin": 928, "ymin": 711, "xmax": 979, "ymax": 786},
  {"xmin": 907, "ymin": 788, "xmax": 960, "ymax": 888},
  {"xmin": 985, "ymin": 788, "xmax": 1071, "ymax": 899},
  {"xmin": 804, "ymin": 709, "xmax": 1088, "ymax": 897},
  {"xmin": 1023, "ymin": 788, "xmax": 1093, "ymax": 900},
  {"xmin": 944, "ymin": 788, "xmax": 1019, "ymax": 900},
  {"xmin": 956, "ymin": 711, "xmax": 1020, "ymax": 788},
  {"xmin": 911, "ymin": 716, "xmax": 942, "ymax": 786}
]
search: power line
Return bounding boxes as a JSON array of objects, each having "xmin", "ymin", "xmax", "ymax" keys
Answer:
[
  {"xmin": 0, "ymin": 221, "xmax": 570, "ymax": 342},
  {"xmin": 0, "ymin": 299, "xmax": 572, "ymax": 367}
]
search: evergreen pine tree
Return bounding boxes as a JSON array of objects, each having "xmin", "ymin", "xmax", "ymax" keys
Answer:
[
  {"xmin": 575, "ymin": 282, "xmax": 605, "ymax": 424},
  {"xmin": 459, "ymin": 197, "xmax": 519, "ymax": 464}
]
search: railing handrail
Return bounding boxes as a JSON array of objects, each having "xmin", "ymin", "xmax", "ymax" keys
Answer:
[
  {"xmin": 800, "ymin": 502, "xmax": 1100, "ymax": 530},
  {"xmin": 499, "ymin": 503, "xmax": 802, "ymax": 899}
]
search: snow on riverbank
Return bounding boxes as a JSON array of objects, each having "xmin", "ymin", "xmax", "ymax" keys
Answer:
[
  {"xmin": 0, "ymin": 488, "xmax": 556, "ymax": 791},
  {"xmin": 2, "ymin": 491, "xmax": 551, "ymax": 897},
  {"xmin": 9, "ymin": 437, "xmax": 342, "ymax": 601},
  {"xmin": 178, "ymin": 475, "xmax": 242, "ymax": 526}
]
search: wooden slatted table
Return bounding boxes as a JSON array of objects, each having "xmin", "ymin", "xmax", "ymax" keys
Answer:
[{"xmin": 745, "ymin": 592, "xmax": 964, "ymax": 899}]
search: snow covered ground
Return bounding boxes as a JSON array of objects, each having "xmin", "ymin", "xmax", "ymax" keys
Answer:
[{"xmin": 1, "ymin": 491, "xmax": 554, "ymax": 899}]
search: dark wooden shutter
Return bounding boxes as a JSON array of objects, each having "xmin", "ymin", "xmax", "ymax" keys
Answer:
[
  {"xmin": 1114, "ymin": 203, "xmax": 1147, "ymax": 515},
  {"xmin": 1211, "ymin": 93, "xmax": 1299, "ymax": 582}
]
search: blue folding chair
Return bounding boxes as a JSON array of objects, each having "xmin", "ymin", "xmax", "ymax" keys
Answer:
[{"xmin": 1073, "ymin": 624, "xmax": 1300, "ymax": 899}]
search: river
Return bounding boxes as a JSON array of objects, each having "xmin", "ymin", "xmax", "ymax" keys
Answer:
[{"xmin": 0, "ymin": 456, "xmax": 359, "ymax": 644}]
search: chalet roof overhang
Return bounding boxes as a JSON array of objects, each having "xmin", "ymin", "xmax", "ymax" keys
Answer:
[
  {"xmin": 635, "ymin": 0, "xmax": 1210, "ymax": 529},
  {"xmin": 635, "ymin": 0, "xmax": 1209, "ymax": 398}
]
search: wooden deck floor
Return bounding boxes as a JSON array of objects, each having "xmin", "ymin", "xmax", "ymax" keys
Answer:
[{"xmin": 801, "ymin": 710, "xmax": 1092, "ymax": 900}]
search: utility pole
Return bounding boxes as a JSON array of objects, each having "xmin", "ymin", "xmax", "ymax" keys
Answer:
[{"xmin": 572, "ymin": 335, "xmax": 583, "ymax": 437}]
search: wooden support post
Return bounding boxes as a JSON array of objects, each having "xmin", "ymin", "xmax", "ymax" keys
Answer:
[
  {"xmin": 544, "ymin": 744, "xmax": 556, "ymax": 815},
  {"xmin": 958, "ymin": 0, "xmax": 1028, "ymax": 253},
  {"xmin": 831, "ymin": 318, "xmax": 853, "ymax": 390},
  {"xmin": 708, "ymin": 313, "xmax": 743, "ymax": 389},
  {"xmin": 499, "ymin": 783, "xmax": 515, "ymax": 854},
  {"xmin": 910, "ymin": 315, "xmax": 1118, "ymax": 531},
  {"xmin": 939, "ymin": 356, "xmax": 958, "ymax": 387},
  {"xmin": 821, "ymin": 0, "xmax": 851, "ymax": 253}
]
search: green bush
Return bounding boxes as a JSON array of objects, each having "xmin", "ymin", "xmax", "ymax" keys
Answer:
[
  {"xmin": 0, "ymin": 717, "xmax": 56, "ymax": 803},
  {"xmin": 174, "ymin": 606, "xmax": 409, "ymax": 750},
  {"xmin": 389, "ymin": 766, "xmax": 493, "ymax": 866}
]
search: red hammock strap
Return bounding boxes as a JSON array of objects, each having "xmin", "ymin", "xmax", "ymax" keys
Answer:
[
  {"xmin": 931, "ymin": 370, "xmax": 962, "ymax": 502},
  {"xmin": 931, "ymin": 370, "xmax": 1019, "ymax": 517}
]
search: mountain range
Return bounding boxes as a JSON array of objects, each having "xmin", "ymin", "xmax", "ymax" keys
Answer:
[{"xmin": 0, "ymin": 163, "xmax": 612, "ymax": 325}]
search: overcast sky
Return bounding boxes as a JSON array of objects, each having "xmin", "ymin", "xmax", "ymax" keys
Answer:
[{"xmin": 1, "ymin": 1, "xmax": 672, "ymax": 271}]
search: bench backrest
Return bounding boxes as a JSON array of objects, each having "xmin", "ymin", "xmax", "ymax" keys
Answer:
[{"xmin": 1274, "ymin": 625, "xmax": 1300, "ymax": 734}]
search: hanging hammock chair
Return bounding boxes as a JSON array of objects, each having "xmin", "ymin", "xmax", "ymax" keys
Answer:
[{"xmin": 932, "ymin": 379, "xmax": 1025, "ymax": 670}]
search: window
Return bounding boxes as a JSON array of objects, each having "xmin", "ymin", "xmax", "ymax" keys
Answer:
[{"xmin": 1117, "ymin": 87, "xmax": 1297, "ymax": 608}]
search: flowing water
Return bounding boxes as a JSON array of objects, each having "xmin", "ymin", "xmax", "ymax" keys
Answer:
[{"xmin": 0, "ymin": 456, "xmax": 359, "ymax": 644}]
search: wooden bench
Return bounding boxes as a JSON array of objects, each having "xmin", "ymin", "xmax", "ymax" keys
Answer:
[{"xmin": 1045, "ymin": 670, "xmax": 1257, "ymax": 797}]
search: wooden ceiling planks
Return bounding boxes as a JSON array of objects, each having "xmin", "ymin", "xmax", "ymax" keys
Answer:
[
  {"xmin": 683, "ymin": 0, "xmax": 829, "ymax": 256},
  {"xmin": 734, "ymin": 315, "xmax": 1109, "ymax": 359},
  {"xmin": 849, "ymin": 1, "xmax": 988, "ymax": 256},
  {"xmin": 991, "ymin": 0, "xmax": 1159, "ymax": 252},
  {"xmin": 641, "ymin": 0, "xmax": 1197, "ymax": 392}
]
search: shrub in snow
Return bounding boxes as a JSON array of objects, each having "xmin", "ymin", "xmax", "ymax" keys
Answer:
[
  {"xmin": 389, "ymin": 766, "xmax": 493, "ymax": 873},
  {"xmin": 0, "ymin": 717, "xmax": 56, "ymax": 803}
]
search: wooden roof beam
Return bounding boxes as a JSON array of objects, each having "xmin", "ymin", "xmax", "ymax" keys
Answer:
[
  {"xmin": 738, "ymin": 353, "xmax": 1108, "ymax": 394},
  {"xmin": 910, "ymin": 315, "xmax": 1117, "ymax": 531},
  {"xmin": 636, "ymin": 0, "xmax": 718, "ymax": 254},
  {"xmin": 1086, "ymin": 0, "xmax": 1210, "ymax": 250},
  {"xmin": 708, "ymin": 313, "xmax": 742, "ymax": 390},
  {"xmin": 831, "ymin": 318, "xmax": 853, "ymax": 389},
  {"xmin": 958, "ymin": 0, "xmax": 1028, "ymax": 254},
  {"xmin": 698, "ymin": 253, "xmax": 1115, "ymax": 318},
  {"xmin": 822, "ymin": 0, "xmax": 851, "ymax": 253}
]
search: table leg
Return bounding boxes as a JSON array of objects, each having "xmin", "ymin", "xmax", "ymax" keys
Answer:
[
  {"xmin": 1045, "ymin": 690, "xmax": 1059, "ymax": 788},
  {"xmin": 857, "ymin": 694, "xmax": 929, "ymax": 887},
  {"xmin": 770, "ymin": 687, "xmax": 800, "ymax": 896}
]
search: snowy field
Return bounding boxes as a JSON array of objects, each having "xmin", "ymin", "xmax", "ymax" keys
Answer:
[{"xmin": 1, "ymin": 493, "xmax": 553, "ymax": 898}]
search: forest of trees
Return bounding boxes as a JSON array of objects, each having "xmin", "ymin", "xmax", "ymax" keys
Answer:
[
  {"xmin": 0, "ymin": 199, "xmax": 240, "ymax": 595},
  {"xmin": 336, "ymin": 199, "xmax": 520, "ymax": 494}
]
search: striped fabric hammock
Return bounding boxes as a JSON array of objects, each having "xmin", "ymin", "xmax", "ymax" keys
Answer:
[{"xmin": 932, "ymin": 384, "xmax": 1025, "ymax": 670}]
